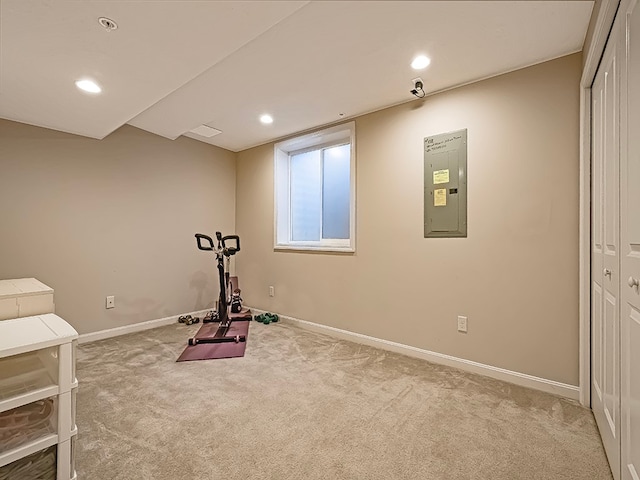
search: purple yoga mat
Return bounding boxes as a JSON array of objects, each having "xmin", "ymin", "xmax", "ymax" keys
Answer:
[{"xmin": 177, "ymin": 319, "xmax": 251, "ymax": 362}]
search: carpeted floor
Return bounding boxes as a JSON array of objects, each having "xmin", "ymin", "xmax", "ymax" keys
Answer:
[{"xmin": 75, "ymin": 321, "xmax": 612, "ymax": 480}]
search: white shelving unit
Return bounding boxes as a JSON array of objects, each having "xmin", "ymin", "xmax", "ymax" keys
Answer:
[
  {"xmin": 0, "ymin": 314, "xmax": 78, "ymax": 480},
  {"xmin": 0, "ymin": 278, "xmax": 54, "ymax": 321}
]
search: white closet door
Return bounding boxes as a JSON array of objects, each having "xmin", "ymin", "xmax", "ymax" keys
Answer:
[
  {"xmin": 620, "ymin": 1, "xmax": 640, "ymax": 478},
  {"xmin": 592, "ymin": 19, "xmax": 622, "ymax": 479}
]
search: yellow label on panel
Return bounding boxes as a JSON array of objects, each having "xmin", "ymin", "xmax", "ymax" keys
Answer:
[
  {"xmin": 434, "ymin": 188, "xmax": 447, "ymax": 206},
  {"xmin": 433, "ymin": 169, "xmax": 450, "ymax": 185}
]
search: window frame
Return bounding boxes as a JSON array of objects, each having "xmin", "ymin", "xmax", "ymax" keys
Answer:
[{"xmin": 274, "ymin": 121, "xmax": 356, "ymax": 252}]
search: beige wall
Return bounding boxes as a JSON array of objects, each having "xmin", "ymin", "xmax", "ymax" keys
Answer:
[
  {"xmin": 0, "ymin": 121, "xmax": 236, "ymax": 334},
  {"xmin": 236, "ymin": 53, "xmax": 582, "ymax": 385},
  {"xmin": 0, "ymin": 53, "xmax": 582, "ymax": 383}
]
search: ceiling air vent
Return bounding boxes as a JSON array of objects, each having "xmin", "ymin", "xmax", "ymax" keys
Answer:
[{"xmin": 189, "ymin": 125, "xmax": 222, "ymax": 138}]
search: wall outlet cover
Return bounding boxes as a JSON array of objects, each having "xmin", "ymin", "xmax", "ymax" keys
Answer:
[{"xmin": 457, "ymin": 315, "xmax": 467, "ymax": 333}]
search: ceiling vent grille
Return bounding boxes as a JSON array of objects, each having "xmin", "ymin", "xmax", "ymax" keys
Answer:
[{"xmin": 189, "ymin": 125, "xmax": 222, "ymax": 138}]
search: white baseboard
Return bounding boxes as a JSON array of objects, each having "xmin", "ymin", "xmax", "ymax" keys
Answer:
[
  {"xmin": 80, "ymin": 306, "xmax": 580, "ymax": 401},
  {"xmin": 248, "ymin": 307, "xmax": 580, "ymax": 401},
  {"xmin": 77, "ymin": 309, "xmax": 211, "ymax": 344}
]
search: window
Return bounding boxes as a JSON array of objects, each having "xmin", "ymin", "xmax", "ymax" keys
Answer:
[{"xmin": 275, "ymin": 122, "xmax": 355, "ymax": 252}]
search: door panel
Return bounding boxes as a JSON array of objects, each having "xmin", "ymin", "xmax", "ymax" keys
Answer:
[
  {"xmin": 620, "ymin": 1, "xmax": 640, "ymax": 478},
  {"xmin": 604, "ymin": 290, "xmax": 618, "ymax": 431},
  {"xmin": 593, "ymin": 283, "xmax": 604, "ymax": 399},
  {"xmin": 593, "ymin": 78, "xmax": 605, "ymax": 411},
  {"xmin": 592, "ymin": 23, "xmax": 621, "ymax": 479}
]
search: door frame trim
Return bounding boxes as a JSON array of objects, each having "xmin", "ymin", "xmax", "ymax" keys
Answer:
[{"xmin": 580, "ymin": 0, "xmax": 622, "ymax": 407}]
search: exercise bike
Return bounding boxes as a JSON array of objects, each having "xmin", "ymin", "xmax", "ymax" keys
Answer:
[{"xmin": 187, "ymin": 232, "xmax": 252, "ymax": 347}]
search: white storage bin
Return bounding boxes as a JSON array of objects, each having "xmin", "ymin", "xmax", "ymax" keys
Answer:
[
  {"xmin": 0, "ymin": 444, "xmax": 57, "ymax": 480},
  {"xmin": 0, "ymin": 396, "xmax": 57, "ymax": 455},
  {"xmin": 0, "ymin": 347, "xmax": 59, "ymax": 406},
  {"xmin": 0, "ymin": 314, "xmax": 78, "ymax": 479},
  {"xmin": 0, "ymin": 278, "xmax": 54, "ymax": 321}
]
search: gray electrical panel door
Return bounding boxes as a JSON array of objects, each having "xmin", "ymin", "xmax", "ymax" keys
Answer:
[{"xmin": 424, "ymin": 129, "xmax": 467, "ymax": 238}]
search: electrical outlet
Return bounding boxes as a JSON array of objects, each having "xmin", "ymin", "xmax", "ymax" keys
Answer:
[
  {"xmin": 106, "ymin": 296, "xmax": 115, "ymax": 309},
  {"xmin": 269, "ymin": 286, "xmax": 275, "ymax": 297},
  {"xmin": 457, "ymin": 315, "xmax": 467, "ymax": 333}
]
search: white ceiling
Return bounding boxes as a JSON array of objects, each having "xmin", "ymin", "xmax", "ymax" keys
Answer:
[{"xmin": 0, "ymin": 1, "xmax": 594, "ymax": 152}]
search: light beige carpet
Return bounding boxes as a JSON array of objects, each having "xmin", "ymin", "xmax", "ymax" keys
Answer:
[{"xmin": 75, "ymin": 321, "xmax": 612, "ymax": 480}]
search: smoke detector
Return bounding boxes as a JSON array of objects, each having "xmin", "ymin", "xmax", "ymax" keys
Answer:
[{"xmin": 98, "ymin": 17, "xmax": 118, "ymax": 32}]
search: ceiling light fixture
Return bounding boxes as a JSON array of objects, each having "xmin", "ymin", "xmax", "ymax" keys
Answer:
[
  {"xmin": 75, "ymin": 79, "xmax": 102, "ymax": 94},
  {"xmin": 411, "ymin": 55, "xmax": 431, "ymax": 70},
  {"xmin": 260, "ymin": 114, "xmax": 273, "ymax": 125}
]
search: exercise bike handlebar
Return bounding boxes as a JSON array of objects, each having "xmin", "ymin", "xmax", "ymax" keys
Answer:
[
  {"xmin": 195, "ymin": 233, "xmax": 215, "ymax": 251},
  {"xmin": 222, "ymin": 235, "xmax": 240, "ymax": 255},
  {"xmin": 195, "ymin": 232, "xmax": 241, "ymax": 255}
]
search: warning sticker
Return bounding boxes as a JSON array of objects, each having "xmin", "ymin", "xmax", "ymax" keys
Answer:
[
  {"xmin": 434, "ymin": 188, "xmax": 447, "ymax": 206},
  {"xmin": 433, "ymin": 169, "xmax": 450, "ymax": 185}
]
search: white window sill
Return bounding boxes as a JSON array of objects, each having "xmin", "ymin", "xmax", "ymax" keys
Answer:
[{"xmin": 274, "ymin": 244, "xmax": 355, "ymax": 254}]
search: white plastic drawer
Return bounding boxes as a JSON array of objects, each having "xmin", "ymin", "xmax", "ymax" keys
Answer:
[
  {"xmin": 0, "ymin": 348, "xmax": 59, "ymax": 411},
  {"xmin": 0, "ymin": 397, "xmax": 57, "ymax": 456},
  {"xmin": 0, "ymin": 444, "xmax": 56, "ymax": 480}
]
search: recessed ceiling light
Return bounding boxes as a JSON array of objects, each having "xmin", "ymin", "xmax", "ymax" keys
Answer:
[
  {"xmin": 411, "ymin": 55, "xmax": 431, "ymax": 70},
  {"xmin": 75, "ymin": 79, "xmax": 102, "ymax": 94},
  {"xmin": 260, "ymin": 114, "xmax": 273, "ymax": 124}
]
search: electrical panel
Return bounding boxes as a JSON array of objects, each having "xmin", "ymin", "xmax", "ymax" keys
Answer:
[{"xmin": 424, "ymin": 129, "xmax": 467, "ymax": 238}]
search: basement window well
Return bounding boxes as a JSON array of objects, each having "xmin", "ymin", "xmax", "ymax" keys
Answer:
[{"xmin": 274, "ymin": 122, "xmax": 356, "ymax": 252}]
